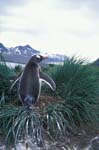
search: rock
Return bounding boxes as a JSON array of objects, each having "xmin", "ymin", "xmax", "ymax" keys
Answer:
[
  {"xmin": 88, "ymin": 136, "xmax": 99, "ymax": 150},
  {"xmin": 0, "ymin": 145, "xmax": 5, "ymax": 150}
]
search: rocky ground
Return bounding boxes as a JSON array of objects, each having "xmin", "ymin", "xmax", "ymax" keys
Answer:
[{"xmin": 0, "ymin": 125, "xmax": 99, "ymax": 150}]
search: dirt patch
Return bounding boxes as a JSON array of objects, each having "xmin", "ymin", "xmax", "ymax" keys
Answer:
[{"xmin": 36, "ymin": 95, "xmax": 61, "ymax": 108}]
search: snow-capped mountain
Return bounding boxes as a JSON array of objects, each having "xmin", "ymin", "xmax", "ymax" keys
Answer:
[
  {"xmin": 0, "ymin": 43, "xmax": 9, "ymax": 53},
  {"xmin": 9, "ymin": 44, "xmax": 40, "ymax": 56},
  {"xmin": 0, "ymin": 43, "xmax": 40, "ymax": 56},
  {"xmin": 0, "ymin": 43, "xmax": 66, "ymax": 64}
]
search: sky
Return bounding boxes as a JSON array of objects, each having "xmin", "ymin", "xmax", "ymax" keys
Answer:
[{"xmin": 0, "ymin": 0, "xmax": 99, "ymax": 61}]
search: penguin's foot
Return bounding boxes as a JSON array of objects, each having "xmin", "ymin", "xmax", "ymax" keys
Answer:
[{"xmin": 26, "ymin": 106, "xmax": 33, "ymax": 115}]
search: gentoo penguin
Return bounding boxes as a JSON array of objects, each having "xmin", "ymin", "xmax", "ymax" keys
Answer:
[{"xmin": 10, "ymin": 55, "xmax": 56, "ymax": 108}]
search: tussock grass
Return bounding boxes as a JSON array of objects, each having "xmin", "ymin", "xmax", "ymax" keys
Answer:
[
  {"xmin": 0, "ymin": 103, "xmax": 44, "ymax": 148},
  {"xmin": 0, "ymin": 62, "xmax": 15, "ymax": 96},
  {"xmin": 45, "ymin": 57, "xmax": 99, "ymax": 125}
]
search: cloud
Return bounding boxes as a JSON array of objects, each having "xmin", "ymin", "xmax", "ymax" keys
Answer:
[
  {"xmin": 0, "ymin": 0, "xmax": 99, "ymax": 60},
  {"xmin": 0, "ymin": 0, "xmax": 30, "ymax": 16},
  {"xmin": 0, "ymin": 0, "xmax": 29, "ymax": 9},
  {"xmin": 55, "ymin": 0, "xmax": 99, "ymax": 10}
]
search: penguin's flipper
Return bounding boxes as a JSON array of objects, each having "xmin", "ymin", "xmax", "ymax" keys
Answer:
[
  {"xmin": 10, "ymin": 77, "xmax": 20, "ymax": 92},
  {"xmin": 10, "ymin": 72, "xmax": 23, "ymax": 92},
  {"xmin": 39, "ymin": 72, "xmax": 56, "ymax": 91}
]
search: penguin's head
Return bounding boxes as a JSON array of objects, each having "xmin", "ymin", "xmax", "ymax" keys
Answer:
[{"xmin": 31, "ymin": 55, "xmax": 48, "ymax": 64}]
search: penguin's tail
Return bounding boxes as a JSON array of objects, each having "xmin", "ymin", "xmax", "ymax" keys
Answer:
[{"xmin": 24, "ymin": 95, "xmax": 36, "ymax": 110}]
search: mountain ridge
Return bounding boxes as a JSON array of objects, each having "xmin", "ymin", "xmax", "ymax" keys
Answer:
[{"xmin": 0, "ymin": 43, "xmax": 66, "ymax": 64}]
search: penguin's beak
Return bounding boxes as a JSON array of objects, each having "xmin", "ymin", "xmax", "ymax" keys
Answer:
[{"xmin": 41, "ymin": 55, "xmax": 48, "ymax": 60}]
